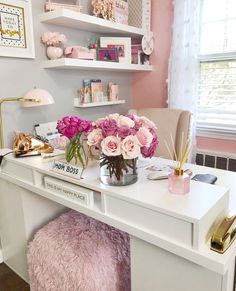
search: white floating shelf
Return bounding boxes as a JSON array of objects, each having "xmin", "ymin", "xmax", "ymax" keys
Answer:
[
  {"xmin": 42, "ymin": 58, "xmax": 153, "ymax": 72},
  {"xmin": 74, "ymin": 98, "xmax": 125, "ymax": 108},
  {"xmin": 39, "ymin": 8, "xmax": 151, "ymax": 37}
]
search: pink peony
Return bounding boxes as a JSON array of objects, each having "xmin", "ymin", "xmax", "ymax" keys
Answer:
[
  {"xmin": 101, "ymin": 136, "xmax": 121, "ymax": 156},
  {"xmin": 78, "ymin": 119, "xmax": 93, "ymax": 133},
  {"xmin": 57, "ymin": 116, "xmax": 92, "ymax": 140},
  {"xmin": 41, "ymin": 31, "xmax": 67, "ymax": 47},
  {"xmin": 57, "ymin": 117, "xmax": 79, "ymax": 139},
  {"xmin": 121, "ymin": 135, "xmax": 140, "ymax": 159},
  {"xmin": 87, "ymin": 128, "xmax": 103, "ymax": 146},
  {"xmin": 136, "ymin": 127, "xmax": 153, "ymax": 147}
]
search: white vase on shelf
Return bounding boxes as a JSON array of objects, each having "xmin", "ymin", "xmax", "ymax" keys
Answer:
[{"xmin": 46, "ymin": 46, "xmax": 63, "ymax": 60}]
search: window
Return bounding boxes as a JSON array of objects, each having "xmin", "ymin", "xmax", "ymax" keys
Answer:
[{"xmin": 198, "ymin": 0, "xmax": 236, "ymax": 138}]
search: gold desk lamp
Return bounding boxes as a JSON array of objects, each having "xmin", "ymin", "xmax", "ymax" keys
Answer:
[{"xmin": 0, "ymin": 88, "xmax": 54, "ymax": 148}]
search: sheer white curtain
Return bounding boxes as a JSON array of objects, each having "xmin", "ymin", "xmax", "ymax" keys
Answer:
[{"xmin": 168, "ymin": 0, "xmax": 201, "ymax": 161}]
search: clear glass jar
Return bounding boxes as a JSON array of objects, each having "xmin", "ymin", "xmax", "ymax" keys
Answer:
[
  {"xmin": 66, "ymin": 134, "xmax": 88, "ymax": 169},
  {"xmin": 100, "ymin": 155, "xmax": 138, "ymax": 186}
]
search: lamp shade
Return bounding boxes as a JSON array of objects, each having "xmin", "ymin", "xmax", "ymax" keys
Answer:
[{"xmin": 23, "ymin": 88, "xmax": 54, "ymax": 107}]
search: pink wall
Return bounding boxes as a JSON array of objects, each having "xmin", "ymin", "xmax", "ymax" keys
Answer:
[
  {"xmin": 197, "ymin": 137, "xmax": 236, "ymax": 154},
  {"xmin": 132, "ymin": 0, "xmax": 173, "ymax": 109}
]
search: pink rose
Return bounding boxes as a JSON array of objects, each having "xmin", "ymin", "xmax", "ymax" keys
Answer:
[
  {"xmin": 99, "ymin": 119, "xmax": 118, "ymax": 137},
  {"xmin": 96, "ymin": 117, "xmax": 106, "ymax": 126},
  {"xmin": 121, "ymin": 135, "xmax": 140, "ymax": 159},
  {"xmin": 126, "ymin": 114, "xmax": 142, "ymax": 132},
  {"xmin": 101, "ymin": 136, "xmax": 121, "ymax": 156},
  {"xmin": 136, "ymin": 127, "xmax": 153, "ymax": 147},
  {"xmin": 139, "ymin": 116, "xmax": 156, "ymax": 129},
  {"xmin": 87, "ymin": 128, "xmax": 103, "ymax": 146},
  {"xmin": 118, "ymin": 125, "xmax": 132, "ymax": 139},
  {"xmin": 141, "ymin": 137, "xmax": 159, "ymax": 158}
]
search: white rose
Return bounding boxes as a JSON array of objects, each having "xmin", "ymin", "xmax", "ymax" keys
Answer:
[
  {"xmin": 108, "ymin": 113, "xmax": 120, "ymax": 121},
  {"xmin": 139, "ymin": 116, "xmax": 157, "ymax": 129},
  {"xmin": 101, "ymin": 136, "xmax": 121, "ymax": 156},
  {"xmin": 117, "ymin": 115, "xmax": 135, "ymax": 128},
  {"xmin": 121, "ymin": 135, "xmax": 140, "ymax": 159},
  {"xmin": 87, "ymin": 128, "xmax": 103, "ymax": 146}
]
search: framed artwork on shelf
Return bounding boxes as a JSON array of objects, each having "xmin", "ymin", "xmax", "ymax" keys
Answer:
[
  {"xmin": 100, "ymin": 37, "xmax": 131, "ymax": 64},
  {"xmin": 97, "ymin": 48, "xmax": 118, "ymax": 62},
  {"xmin": 0, "ymin": 0, "xmax": 35, "ymax": 58},
  {"xmin": 128, "ymin": 0, "xmax": 151, "ymax": 31},
  {"xmin": 91, "ymin": 80, "xmax": 104, "ymax": 103}
]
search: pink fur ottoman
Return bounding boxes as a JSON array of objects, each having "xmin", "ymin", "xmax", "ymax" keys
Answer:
[{"xmin": 27, "ymin": 210, "xmax": 131, "ymax": 291}]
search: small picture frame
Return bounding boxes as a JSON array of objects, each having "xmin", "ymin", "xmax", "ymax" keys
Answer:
[
  {"xmin": 97, "ymin": 48, "xmax": 118, "ymax": 62},
  {"xmin": 100, "ymin": 37, "xmax": 131, "ymax": 64},
  {"xmin": 140, "ymin": 52, "xmax": 150, "ymax": 65},
  {"xmin": 0, "ymin": 0, "xmax": 35, "ymax": 58}
]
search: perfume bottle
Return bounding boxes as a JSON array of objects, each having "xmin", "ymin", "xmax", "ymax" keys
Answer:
[{"xmin": 168, "ymin": 168, "xmax": 190, "ymax": 195}]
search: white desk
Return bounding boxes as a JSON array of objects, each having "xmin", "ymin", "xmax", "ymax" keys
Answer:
[{"xmin": 0, "ymin": 154, "xmax": 235, "ymax": 291}]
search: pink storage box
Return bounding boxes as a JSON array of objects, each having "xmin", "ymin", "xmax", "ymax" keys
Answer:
[
  {"xmin": 64, "ymin": 46, "xmax": 95, "ymax": 60},
  {"xmin": 45, "ymin": 2, "xmax": 82, "ymax": 12}
]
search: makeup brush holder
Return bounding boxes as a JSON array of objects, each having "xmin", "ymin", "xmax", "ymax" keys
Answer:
[{"xmin": 168, "ymin": 169, "xmax": 190, "ymax": 195}]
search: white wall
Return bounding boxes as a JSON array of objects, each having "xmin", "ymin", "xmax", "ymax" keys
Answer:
[{"xmin": 0, "ymin": 1, "xmax": 132, "ymax": 148}]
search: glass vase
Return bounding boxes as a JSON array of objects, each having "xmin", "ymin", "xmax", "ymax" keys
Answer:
[
  {"xmin": 66, "ymin": 134, "xmax": 88, "ymax": 169},
  {"xmin": 100, "ymin": 154, "xmax": 138, "ymax": 186}
]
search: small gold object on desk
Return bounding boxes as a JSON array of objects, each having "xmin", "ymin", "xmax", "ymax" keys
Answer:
[
  {"xmin": 211, "ymin": 213, "xmax": 236, "ymax": 254},
  {"xmin": 13, "ymin": 133, "xmax": 54, "ymax": 157}
]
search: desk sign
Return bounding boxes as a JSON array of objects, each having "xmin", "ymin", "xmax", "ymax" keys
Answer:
[
  {"xmin": 51, "ymin": 160, "xmax": 83, "ymax": 179},
  {"xmin": 44, "ymin": 176, "xmax": 93, "ymax": 206}
]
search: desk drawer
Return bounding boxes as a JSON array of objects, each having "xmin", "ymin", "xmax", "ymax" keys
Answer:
[
  {"xmin": 105, "ymin": 195, "xmax": 192, "ymax": 248},
  {"xmin": 1, "ymin": 160, "xmax": 34, "ymax": 184}
]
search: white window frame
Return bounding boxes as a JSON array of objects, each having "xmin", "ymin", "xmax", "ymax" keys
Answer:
[{"xmin": 197, "ymin": 48, "xmax": 236, "ymax": 141}]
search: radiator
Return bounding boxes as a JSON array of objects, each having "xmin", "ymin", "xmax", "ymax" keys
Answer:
[{"xmin": 196, "ymin": 150, "xmax": 236, "ymax": 172}]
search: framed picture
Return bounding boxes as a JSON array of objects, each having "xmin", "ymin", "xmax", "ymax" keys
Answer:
[
  {"xmin": 0, "ymin": 0, "xmax": 35, "ymax": 58},
  {"xmin": 97, "ymin": 48, "xmax": 118, "ymax": 62},
  {"xmin": 100, "ymin": 37, "xmax": 131, "ymax": 64}
]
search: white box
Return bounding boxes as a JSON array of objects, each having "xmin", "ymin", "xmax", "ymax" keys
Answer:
[{"xmin": 44, "ymin": 176, "xmax": 94, "ymax": 206}]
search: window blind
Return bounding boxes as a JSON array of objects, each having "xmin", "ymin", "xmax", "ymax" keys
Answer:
[{"xmin": 198, "ymin": 0, "xmax": 236, "ymax": 133}]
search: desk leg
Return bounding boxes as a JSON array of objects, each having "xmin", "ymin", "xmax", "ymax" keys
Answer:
[
  {"xmin": 130, "ymin": 236, "xmax": 224, "ymax": 291},
  {"xmin": 0, "ymin": 180, "xmax": 66, "ymax": 282}
]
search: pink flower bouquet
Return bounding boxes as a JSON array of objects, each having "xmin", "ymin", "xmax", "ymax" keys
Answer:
[
  {"xmin": 57, "ymin": 116, "xmax": 93, "ymax": 168},
  {"xmin": 87, "ymin": 113, "xmax": 158, "ymax": 185},
  {"xmin": 41, "ymin": 31, "xmax": 67, "ymax": 47}
]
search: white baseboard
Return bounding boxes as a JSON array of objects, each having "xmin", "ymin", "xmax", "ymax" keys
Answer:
[{"xmin": 0, "ymin": 249, "xmax": 3, "ymax": 263}]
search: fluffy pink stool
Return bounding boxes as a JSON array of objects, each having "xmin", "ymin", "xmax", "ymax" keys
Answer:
[{"xmin": 27, "ymin": 210, "xmax": 130, "ymax": 291}]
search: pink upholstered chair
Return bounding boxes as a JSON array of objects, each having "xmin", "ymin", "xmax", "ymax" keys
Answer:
[{"xmin": 129, "ymin": 108, "xmax": 192, "ymax": 159}]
